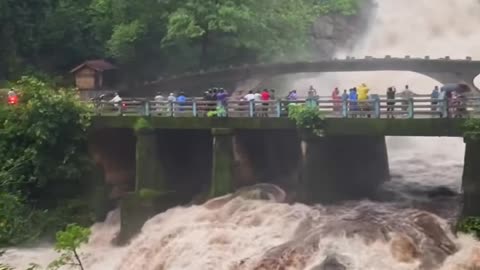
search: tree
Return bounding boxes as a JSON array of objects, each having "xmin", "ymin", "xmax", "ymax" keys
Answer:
[
  {"xmin": 0, "ymin": 77, "xmax": 91, "ymax": 200},
  {"xmin": 48, "ymin": 224, "xmax": 91, "ymax": 270},
  {"xmin": 162, "ymin": 0, "xmax": 358, "ymax": 68}
]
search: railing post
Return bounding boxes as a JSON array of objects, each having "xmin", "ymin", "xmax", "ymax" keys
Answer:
[
  {"xmin": 144, "ymin": 101, "xmax": 150, "ymax": 116},
  {"xmin": 193, "ymin": 99, "xmax": 197, "ymax": 117},
  {"xmin": 407, "ymin": 98, "xmax": 414, "ymax": 119},
  {"xmin": 249, "ymin": 100, "xmax": 254, "ymax": 117},
  {"xmin": 276, "ymin": 101, "xmax": 281, "ymax": 117},
  {"xmin": 374, "ymin": 97, "xmax": 381, "ymax": 118},
  {"xmin": 342, "ymin": 99, "xmax": 348, "ymax": 118}
]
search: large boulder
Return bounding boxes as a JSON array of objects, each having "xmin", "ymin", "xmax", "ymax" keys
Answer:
[{"xmin": 310, "ymin": 255, "xmax": 348, "ymax": 270}]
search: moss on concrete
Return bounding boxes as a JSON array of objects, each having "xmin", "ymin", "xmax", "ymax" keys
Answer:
[
  {"xmin": 135, "ymin": 129, "xmax": 166, "ymax": 191},
  {"xmin": 210, "ymin": 128, "xmax": 234, "ymax": 197}
]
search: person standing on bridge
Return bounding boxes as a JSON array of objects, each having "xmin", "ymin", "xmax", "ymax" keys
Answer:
[
  {"xmin": 261, "ymin": 89, "xmax": 271, "ymax": 117},
  {"xmin": 154, "ymin": 92, "xmax": 165, "ymax": 114},
  {"xmin": 431, "ymin": 86, "xmax": 440, "ymax": 111},
  {"xmin": 287, "ymin": 90, "xmax": 298, "ymax": 101},
  {"xmin": 386, "ymin": 87, "xmax": 396, "ymax": 118},
  {"xmin": 348, "ymin": 88, "xmax": 358, "ymax": 117},
  {"xmin": 331, "ymin": 87, "xmax": 341, "ymax": 112}
]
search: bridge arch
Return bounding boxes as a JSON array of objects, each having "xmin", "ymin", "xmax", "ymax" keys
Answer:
[{"xmin": 144, "ymin": 57, "xmax": 480, "ymax": 93}]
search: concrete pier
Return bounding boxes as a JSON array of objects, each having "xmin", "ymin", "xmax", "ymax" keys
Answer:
[
  {"xmin": 210, "ymin": 128, "xmax": 234, "ymax": 197},
  {"xmin": 135, "ymin": 129, "xmax": 166, "ymax": 191},
  {"xmin": 462, "ymin": 138, "xmax": 480, "ymax": 217},
  {"xmin": 302, "ymin": 133, "xmax": 390, "ymax": 203}
]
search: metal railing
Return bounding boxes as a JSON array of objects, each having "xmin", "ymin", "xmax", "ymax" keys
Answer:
[{"xmin": 90, "ymin": 96, "xmax": 480, "ymax": 119}]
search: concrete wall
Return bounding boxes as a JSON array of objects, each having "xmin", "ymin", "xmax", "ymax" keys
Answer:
[{"xmin": 301, "ymin": 134, "xmax": 390, "ymax": 203}]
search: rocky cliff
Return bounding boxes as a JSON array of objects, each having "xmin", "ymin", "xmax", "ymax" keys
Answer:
[{"xmin": 311, "ymin": 0, "xmax": 377, "ymax": 59}]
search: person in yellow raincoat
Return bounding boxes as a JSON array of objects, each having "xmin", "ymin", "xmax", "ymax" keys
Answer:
[{"xmin": 357, "ymin": 83, "xmax": 370, "ymax": 114}]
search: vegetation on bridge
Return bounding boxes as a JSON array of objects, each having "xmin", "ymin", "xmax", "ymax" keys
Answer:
[
  {"xmin": 0, "ymin": 0, "xmax": 358, "ymax": 84},
  {"xmin": 0, "ymin": 77, "xmax": 93, "ymax": 246},
  {"xmin": 463, "ymin": 118, "xmax": 480, "ymax": 141},
  {"xmin": 288, "ymin": 104, "xmax": 326, "ymax": 136}
]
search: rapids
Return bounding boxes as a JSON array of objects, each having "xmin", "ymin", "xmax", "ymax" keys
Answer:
[{"xmin": 3, "ymin": 0, "xmax": 480, "ymax": 269}]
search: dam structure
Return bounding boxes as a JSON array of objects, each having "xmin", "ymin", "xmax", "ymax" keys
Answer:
[{"xmin": 88, "ymin": 96, "xmax": 480, "ymax": 243}]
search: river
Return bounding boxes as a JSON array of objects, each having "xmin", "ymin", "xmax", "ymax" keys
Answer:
[{"xmin": 3, "ymin": 0, "xmax": 480, "ymax": 269}]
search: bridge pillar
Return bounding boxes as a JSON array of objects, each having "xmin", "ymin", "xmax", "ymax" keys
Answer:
[
  {"xmin": 210, "ymin": 128, "xmax": 235, "ymax": 197},
  {"xmin": 117, "ymin": 129, "xmax": 168, "ymax": 245},
  {"xmin": 462, "ymin": 138, "xmax": 480, "ymax": 217},
  {"xmin": 301, "ymin": 133, "xmax": 389, "ymax": 203},
  {"xmin": 135, "ymin": 129, "xmax": 166, "ymax": 191}
]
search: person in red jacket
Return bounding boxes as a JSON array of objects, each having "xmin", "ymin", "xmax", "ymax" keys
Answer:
[{"xmin": 261, "ymin": 89, "xmax": 271, "ymax": 116}]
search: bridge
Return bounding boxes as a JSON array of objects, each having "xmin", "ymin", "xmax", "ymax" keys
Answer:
[
  {"xmin": 91, "ymin": 95, "xmax": 476, "ymax": 136},
  {"xmin": 88, "ymin": 95, "xmax": 480, "ymax": 243},
  {"xmin": 145, "ymin": 56, "xmax": 480, "ymax": 92}
]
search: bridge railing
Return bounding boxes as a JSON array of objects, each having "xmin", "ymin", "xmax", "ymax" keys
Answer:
[{"xmin": 90, "ymin": 96, "xmax": 480, "ymax": 119}]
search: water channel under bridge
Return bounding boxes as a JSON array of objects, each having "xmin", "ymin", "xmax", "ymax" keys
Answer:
[{"xmin": 87, "ymin": 95, "xmax": 480, "ymax": 243}]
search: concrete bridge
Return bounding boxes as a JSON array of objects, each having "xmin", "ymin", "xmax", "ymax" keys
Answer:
[
  {"xmin": 88, "ymin": 99, "xmax": 480, "ymax": 243},
  {"xmin": 145, "ymin": 56, "xmax": 480, "ymax": 92}
]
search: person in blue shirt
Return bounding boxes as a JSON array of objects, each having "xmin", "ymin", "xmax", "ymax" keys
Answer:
[
  {"xmin": 176, "ymin": 92, "xmax": 186, "ymax": 112},
  {"xmin": 348, "ymin": 88, "xmax": 358, "ymax": 117},
  {"xmin": 342, "ymin": 89, "xmax": 349, "ymax": 101}
]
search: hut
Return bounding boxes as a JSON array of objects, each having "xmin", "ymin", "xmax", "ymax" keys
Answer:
[{"xmin": 70, "ymin": 60, "xmax": 118, "ymax": 100}]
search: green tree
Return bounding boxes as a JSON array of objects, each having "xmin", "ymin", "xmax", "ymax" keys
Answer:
[
  {"xmin": 48, "ymin": 224, "xmax": 91, "ymax": 270},
  {"xmin": 162, "ymin": 0, "xmax": 358, "ymax": 67}
]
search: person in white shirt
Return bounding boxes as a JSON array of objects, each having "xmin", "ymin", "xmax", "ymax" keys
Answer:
[
  {"xmin": 154, "ymin": 92, "xmax": 165, "ymax": 113},
  {"xmin": 167, "ymin": 93, "xmax": 176, "ymax": 102},
  {"xmin": 254, "ymin": 90, "xmax": 261, "ymax": 101},
  {"xmin": 244, "ymin": 90, "xmax": 256, "ymax": 101},
  {"xmin": 110, "ymin": 93, "xmax": 122, "ymax": 108}
]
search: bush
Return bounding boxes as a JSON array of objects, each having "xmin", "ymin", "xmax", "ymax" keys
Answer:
[
  {"xmin": 0, "ymin": 76, "xmax": 94, "ymax": 246},
  {"xmin": 48, "ymin": 224, "xmax": 91, "ymax": 270},
  {"xmin": 0, "ymin": 193, "xmax": 45, "ymax": 246},
  {"xmin": 134, "ymin": 117, "xmax": 153, "ymax": 132},
  {"xmin": 0, "ymin": 76, "xmax": 91, "ymax": 196},
  {"xmin": 457, "ymin": 216, "xmax": 480, "ymax": 238},
  {"xmin": 287, "ymin": 104, "xmax": 325, "ymax": 136},
  {"xmin": 463, "ymin": 118, "xmax": 480, "ymax": 141}
]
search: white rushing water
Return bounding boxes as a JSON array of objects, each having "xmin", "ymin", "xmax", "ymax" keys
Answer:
[{"xmin": 3, "ymin": 0, "xmax": 480, "ymax": 269}]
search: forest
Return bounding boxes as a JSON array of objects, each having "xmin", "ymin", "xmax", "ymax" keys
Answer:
[{"xmin": 0, "ymin": 0, "xmax": 357, "ymax": 85}]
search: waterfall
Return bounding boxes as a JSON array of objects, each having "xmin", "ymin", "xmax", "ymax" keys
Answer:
[{"xmin": 3, "ymin": 1, "xmax": 480, "ymax": 269}]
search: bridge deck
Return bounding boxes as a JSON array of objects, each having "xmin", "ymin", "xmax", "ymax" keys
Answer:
[{"xmin": 92, "ymin": 117, "xmax": 465, "ymax": 137}]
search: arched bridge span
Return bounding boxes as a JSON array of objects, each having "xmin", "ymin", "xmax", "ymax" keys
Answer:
[{"xmin": 146, "ymin": 56, "xmax": 480, "ymax": 92}]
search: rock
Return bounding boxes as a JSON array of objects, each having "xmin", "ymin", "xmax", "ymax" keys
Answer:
[
  {"xmin": 311, "ymin": 255, "xmax": 347, "ymax": 270},
  {"xmin": 426, "ymin": 186, "xmax": 457, "ymax": 198},
  {"xmin": 413, "ymin": 213, "xmax": 457, "ymax": 255},
  {"xmin": 233, "ymin": 184, "xmax": 287, "ymax": 203},
  {"xmin": 390, "ymin": 234, "xmax": 419, "ymax": 263}
]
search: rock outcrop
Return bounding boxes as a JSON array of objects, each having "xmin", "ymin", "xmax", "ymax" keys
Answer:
[{"xmin": 311, "ymin": 0, "xmax": 377, "ymax": 59}]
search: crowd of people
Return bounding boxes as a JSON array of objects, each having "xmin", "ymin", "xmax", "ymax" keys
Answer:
[{"xmin": 96, "ymin": 83, "xmax": 470, "ymax": 118}]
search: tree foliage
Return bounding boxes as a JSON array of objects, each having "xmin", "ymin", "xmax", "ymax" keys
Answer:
[
  {"xmin": 288, "ymin": 104, "xmax": 326, "ymax": 136},
  {"xmin": 0, "ymin": 77, "xmax": 91, "ymax": 194},
  {"xmin": 0, "ymin": 77, "xmax": 94, "ymax": 246},
  {"xmin": 0, "ymin": 0, "xmax": 358, "ymax": 83},
  {"xmin": 48, "ymin": 224, "xmax": 91, "ymax": 270},
  {"xmin": 458, "ymin": 216, "xmax": 480, "ymax": 239}
]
